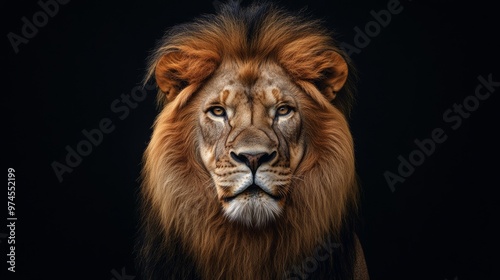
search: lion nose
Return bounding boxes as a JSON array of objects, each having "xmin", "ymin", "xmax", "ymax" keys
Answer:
[{"xmin": 231, "ymin": 151, "xmax": 277, "ymax": 173}]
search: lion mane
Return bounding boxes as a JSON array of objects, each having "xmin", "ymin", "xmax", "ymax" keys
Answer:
[{"xmin": 137, "ymin": 2, "xmax": 367, "ymax": 280}]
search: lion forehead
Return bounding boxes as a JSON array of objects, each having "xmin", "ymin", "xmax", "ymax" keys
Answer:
[{"xmin": 200, "ymin": 62, "xmax": 301, "ymax": 110}]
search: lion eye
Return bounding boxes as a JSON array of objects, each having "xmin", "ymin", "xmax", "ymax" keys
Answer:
[
  {"xmin": 276, "ymin": 105, "xmax": 293, "ymax": 117},
  {"xmin": 209, "ymin": 106, "xmax": 226, "ymax": 117}
]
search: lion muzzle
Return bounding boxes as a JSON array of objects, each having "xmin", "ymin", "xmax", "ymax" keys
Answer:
[{"xmin": 230, "ymin": 151, "xmax": 277, "ymax": 174}]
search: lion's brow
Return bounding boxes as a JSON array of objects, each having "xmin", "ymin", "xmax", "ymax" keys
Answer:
[{"xmin": 220, "ymin": 89, "xmax": 230, "ymax": 103}]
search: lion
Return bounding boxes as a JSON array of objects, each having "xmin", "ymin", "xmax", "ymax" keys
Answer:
[{"xmin": 137, "ymin": 2, "xmax": 369, "ymax": 279}]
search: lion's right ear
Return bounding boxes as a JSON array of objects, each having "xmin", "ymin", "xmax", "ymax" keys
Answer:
[{"xmin": 154, "ymin": 50, "xmax": 218, "ymax": 103}]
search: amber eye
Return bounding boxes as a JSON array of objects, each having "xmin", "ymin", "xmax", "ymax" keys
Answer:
[
  {"xmin": 209, "ymin": 106, "xmax": 226, "ymax": 117},
  {"xmin": 276, "ymin": 105, "xmax": 293, "ymax": 117}
]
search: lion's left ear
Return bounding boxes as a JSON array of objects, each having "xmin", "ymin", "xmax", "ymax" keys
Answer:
[
  {"xmin": 280, "ymin": 49, "xmax": 348, "ymax": 102},
  {"xmin": 315, "ymin": 51, "xmax": 348, "ymax": 101}
]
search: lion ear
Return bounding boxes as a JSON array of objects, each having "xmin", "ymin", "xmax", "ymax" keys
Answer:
[
  {"xmin": 154, "ymin": 51, "xmax": 218, "ymax": 102},
  {"xmin": 316, "ymin": 51, "xmax": 348, "ymax": 101},
  {"xmin": 280, "ymin": 49, "xmax": 348, "ymax": 102}
]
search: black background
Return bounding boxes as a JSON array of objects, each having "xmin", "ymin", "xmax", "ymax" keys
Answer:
[{"xmin": 2, "ymin": 0, "xmax": 499, "ymax": 279}]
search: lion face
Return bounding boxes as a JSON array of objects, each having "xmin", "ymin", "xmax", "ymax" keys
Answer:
[{"xmin": 197, "ymin": 62, "xmax": 304, "ymax": 227}]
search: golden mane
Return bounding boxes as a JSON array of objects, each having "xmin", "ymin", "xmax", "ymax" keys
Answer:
[{"xmin": 138, "ymin": 2, "xmax": 363, "ymax": 279}]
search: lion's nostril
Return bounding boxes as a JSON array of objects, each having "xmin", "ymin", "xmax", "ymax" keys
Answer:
[
  {"xmin": 231, "ymin": 151, "xmax": 277, "ymax": 173},
  {"xmin": 259, "ymin": 151, "xmax": 277, "ymax": 165},
  {"xmin": 230, "ymin": 152, "xmax": 246, "ymax": 164}
]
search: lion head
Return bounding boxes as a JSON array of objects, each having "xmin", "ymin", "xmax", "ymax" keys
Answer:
[{"xmin": 138, "ymin": 2, "xmax": 365, "ymax": 280}]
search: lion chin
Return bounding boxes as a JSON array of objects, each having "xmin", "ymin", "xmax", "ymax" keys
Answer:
[
  {"xmin": 222, "ymin": 184, "xmax": 282, "ymax": 227},
  {"xmin": 137, "ymin": 2, "xmax": 369, "ymax": 280}
]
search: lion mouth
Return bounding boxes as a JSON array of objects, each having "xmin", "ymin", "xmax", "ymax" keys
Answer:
[{"xmin": 223, "ymin": 184, "xmax": 283, "ymax": 202}]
